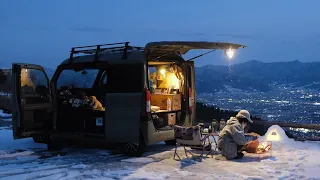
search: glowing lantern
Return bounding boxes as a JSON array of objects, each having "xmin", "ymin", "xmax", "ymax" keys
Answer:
[
  {"xmin": 256, "ymin": 141, "xmax": 272, "ymax": 154},
  {"xmin": 261, "ymin": 125, "xmax": 289, "ymax": 143},
  {"xmin": 266, "ymin": 131, "xmax": 280, "ymax": 141}
]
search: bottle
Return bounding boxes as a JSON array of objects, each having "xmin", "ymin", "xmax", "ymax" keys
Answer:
[
  {"xmin": 220, "ymin": 119, "xmax": 225, "ymax": 131},
  {"xmin": 212, "ymin": 119, "xmax": 217, "ymax": 132},
  {"xmin": 167, "ymin": 98, "xmax": 171, "ymax": 111}
]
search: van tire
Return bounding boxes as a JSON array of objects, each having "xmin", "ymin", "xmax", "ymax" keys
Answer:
[
  {"xmin": 122, "ymin": 134, "xmax": 146, "ymax": 157},
  {"xmin": 164, "ymin": 139, "xmax": 176, "ymax": 146},
  {"xmin": 33, "ymin": 136, "xmax": 49, "ymax": 144},
  {"xmin": 47, "ymin": 141, "xmax": 63, "ymax": 151}
]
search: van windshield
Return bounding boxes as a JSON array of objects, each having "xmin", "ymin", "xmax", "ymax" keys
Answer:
[{"xmin": 57, "ymin": 69, "xmax": 99, "ymax": 89}]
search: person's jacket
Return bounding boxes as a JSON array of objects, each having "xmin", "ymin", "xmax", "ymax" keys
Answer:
[{"xmin": 217, "ymin": 117, "xmax": 247, "ymax": 159}]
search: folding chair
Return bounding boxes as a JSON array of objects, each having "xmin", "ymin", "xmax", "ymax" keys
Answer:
[{"xmin": 173, "ymin": 125, "xmax": 213, "ymax": 160}]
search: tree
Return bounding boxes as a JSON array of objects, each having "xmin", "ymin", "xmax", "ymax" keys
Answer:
[{"xmin": 0, "ymin": 69, "xmax": 6, "ymax": 84}]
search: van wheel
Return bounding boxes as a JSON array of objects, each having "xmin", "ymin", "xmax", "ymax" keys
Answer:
[
  {"xmin": 47, "ymin": 140, "xmax": 63, "ymax": 151},
  {"xmin": 164, "ymin": 139, "xmax": 176, "ymax": 146},
  {"xmin": 33, "ymin": 136, "xmax": 41, "ymax": 143},
  {"xmin": 33, "ymin": 136, "xmax": 49, "ymax": 144},
  {"xmin": 123, "ymin": 135, "xmax": 146, "ymax": 157}
]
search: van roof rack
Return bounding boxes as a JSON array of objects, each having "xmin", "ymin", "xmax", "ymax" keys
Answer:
[{"xmin": 69, "ymin": 42, "xmax": 144, "ymax": 63}]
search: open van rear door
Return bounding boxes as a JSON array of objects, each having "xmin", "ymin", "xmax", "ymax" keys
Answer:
[
  {"xmin": 12, "ymin": 63, "xmax": 53, "ymax": 139},
  {"xmin": 185, "ymin": 61, "xmax": 196, "ymax": 125},
  {"xmin": 145, "ymin": 41, "xmax": 246, "ymax": 55},
  {"xmin": 145, "ymin": 41, "xmax": 246, "ymax": 125}
]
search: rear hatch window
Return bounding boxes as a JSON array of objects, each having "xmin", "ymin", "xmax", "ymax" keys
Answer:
[{"xmin": 57, "ymin": 69, "xmax": 99, "ymax": 89}]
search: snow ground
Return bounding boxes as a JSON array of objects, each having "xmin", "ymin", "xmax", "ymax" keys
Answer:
[
  {"xmin": 0, "ymin": 124, "xmax": 319, "ymax": 180},
  {"xmin": 0, "ymin": 110, "xmax": 11, "ymax": 119}
]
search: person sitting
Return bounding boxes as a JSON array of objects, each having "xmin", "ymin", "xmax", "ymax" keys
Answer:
[{"xmin": 217, "ymin": 110, "xmax": 258, "ymax": 160}]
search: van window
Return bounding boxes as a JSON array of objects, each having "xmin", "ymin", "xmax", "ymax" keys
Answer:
[
  {"xmin": 101, "ymin": 71, "xmax": 108, "ymax": 85},
  {"xmin": 147, "ymin": 64, "xmax": 184, "ymax": 95},
  {"xmin": 148, "ymin": 67, "xmax": 156, "ymax": 88},
  {"xmin": 57, "ymin": 69, "xmax": 99, "ymax": 89},
  {"xmin": 20, "ymin": 68, "xmax": 50, "ymax": 104},
  {"xmin": 21, "ymin": 68, "xmax": 48, "ymax": 94},
  {"xmin": 106, "ymin": 64, "xmax": 143, "ymax": 93}
]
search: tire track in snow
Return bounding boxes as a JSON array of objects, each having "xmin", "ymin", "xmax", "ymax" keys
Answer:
[
  {"xmin": 0, "ymin": 165, "xmax": 70, "ymax": 180},
  {"xmin": 0, "ymin": 148, "xmax": 133, "ymax": 180}
]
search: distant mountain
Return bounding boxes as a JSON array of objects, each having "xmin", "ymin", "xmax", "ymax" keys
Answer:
[
  {"xmin": 44, "ymin": 68, "xmax": 55, "ymax": 79},
  {"xmin": 195, "ymin": 60, "xmax": 320, "ymax": 93},
  {"xmin": 3, "ymin": 60, "xmax": 319, "ymax": 94}
]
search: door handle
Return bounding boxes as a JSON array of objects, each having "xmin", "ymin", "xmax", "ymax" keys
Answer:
[
  {"xmin": 21, "ymin": 98, "xmax": 25, "ymax": 105},
  {"xmin": 40, "ymin": 95, "xmax": 49, "ymax": 101}
]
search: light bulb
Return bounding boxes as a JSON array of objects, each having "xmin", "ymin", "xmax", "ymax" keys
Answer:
[
  {"xmin": 225, "ymin": 48, "xmax": 235, "ymax": 59},
  {"xmin": 160, "ymin": 69, "xmax": 166, "ymax": 76}
]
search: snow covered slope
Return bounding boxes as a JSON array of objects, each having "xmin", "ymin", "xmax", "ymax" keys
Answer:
[
  {"xmin": 0, "ymin": 126, "xmax": 319, "ymax": 180},
  {"xmin": 0, "ymin": 110, "xmax": 11, "ymax": 119}
]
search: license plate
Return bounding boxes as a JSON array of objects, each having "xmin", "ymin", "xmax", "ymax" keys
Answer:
[{"xmin": 96, "ymin": 118, "xmax": 103, "ymax": 126}]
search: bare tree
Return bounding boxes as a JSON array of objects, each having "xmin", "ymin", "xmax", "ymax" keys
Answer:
[
  {"xmin": 0, "ymin": 69, "xmax": 6, "ymax": 85},
  {"xmin": 0, "ymin": 69, "xmax": 12, "ymax": 112}
]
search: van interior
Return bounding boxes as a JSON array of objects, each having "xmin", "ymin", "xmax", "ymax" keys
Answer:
[
  {"xmin": 52, "ymin": 61, "xmax": 184, "ymax": 135},
  {"xmin": 55, "ymin": 68, "xmax": 107, "ymax": 137},
  {"xmin": 54, "ymin": 64, "xmax": 144, "ymax": 137},
  {"xmin": 148, "ymin": 62, "xmax": 186, "ymax": 130}
]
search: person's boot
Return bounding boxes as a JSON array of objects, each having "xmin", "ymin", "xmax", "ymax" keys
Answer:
[{"xmin": 234, "ymin": 152, "xmax": 244, "ymax": 159}]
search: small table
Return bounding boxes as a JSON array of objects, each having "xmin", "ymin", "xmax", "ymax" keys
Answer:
[{"xmin": 201, "ymin": 132, "xmax": 219, "ymax": 151}]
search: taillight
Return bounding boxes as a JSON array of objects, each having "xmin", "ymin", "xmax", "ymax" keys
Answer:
[
  {"xmin": 188, "ymin": 87, "xmax": 193, "ymax": 111},
  {"xmin": 145, "ymin": 88, "xmax": 151, "ymax": 115}
]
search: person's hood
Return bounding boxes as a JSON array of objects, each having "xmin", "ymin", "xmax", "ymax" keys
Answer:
[{"xmin": 226, "ymin": 117, "xmax": 240, "ymax": 125}]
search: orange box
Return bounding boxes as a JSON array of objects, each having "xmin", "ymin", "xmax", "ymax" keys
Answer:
[{"xmin": 167, "ymin": 113, "xmax": 176, "ymax": 125}]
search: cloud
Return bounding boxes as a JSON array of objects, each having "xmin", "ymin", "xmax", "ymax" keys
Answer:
[
  {"xmin": 216, "ymin": 33, "xmax": 255, "ymax": 39},
  {"xmin": 280, "ymin": 40, "xmax": 297, "ymax": 45},
  {"xmin": 68, "ymin": 27, "xmax": 112, "ymax": 33}
]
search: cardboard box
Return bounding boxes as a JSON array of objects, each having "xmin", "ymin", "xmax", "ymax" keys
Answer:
[
  {"xmin": 150, "ymin": 94, "xmax": 181, "ymax": 111},
  {"xmin": 167, "ymin": 113, "xmax": 176, "ymax": 125}
]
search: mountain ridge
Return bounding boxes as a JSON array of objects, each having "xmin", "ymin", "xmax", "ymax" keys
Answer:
[
  {"xmin": 195, "ymin": 60, "xmax": 320, "ymax": 93},
  {"xmin": 2, "ymin": 60, "xmax": 320, "ymax": 93}
]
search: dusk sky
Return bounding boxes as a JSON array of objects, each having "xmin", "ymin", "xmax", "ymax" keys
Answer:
[{"xmin": 1, "ymin": 0, "xmax": 320, "ymax": 68}]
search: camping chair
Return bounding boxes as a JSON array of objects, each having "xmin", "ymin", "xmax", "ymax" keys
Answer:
[{"xmin": 173, "ymin": 125, "xmax": 213, "ymax": 160}]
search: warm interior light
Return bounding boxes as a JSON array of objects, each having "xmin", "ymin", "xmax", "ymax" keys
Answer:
[
  {"xmin": 225, "ymin": 48, "xmax": 235, "ymax": 59},
  {"xmin": 266, "ymin": 131, "xmax": 280, "ymax": 141},
  {"xmin": 160, "ymin": 69, "xmax": 166, "ymax": 77},
  {"xmin": 167, "ymin": 73, "xmax": 180, "ymax": 89}
]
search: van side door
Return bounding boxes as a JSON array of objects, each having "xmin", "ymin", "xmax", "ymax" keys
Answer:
[
  {"xmin": 12, "ymin": 63, "xmax": 53, "ymax": 139},
  {"xmin": 104, "ymin": 64, "xmax": 144, "ymax": 144}
]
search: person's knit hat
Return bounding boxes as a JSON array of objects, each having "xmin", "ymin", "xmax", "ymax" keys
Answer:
[{"xmin": 236, "ymin": 110, "xmax": 253, "ymax": 123}]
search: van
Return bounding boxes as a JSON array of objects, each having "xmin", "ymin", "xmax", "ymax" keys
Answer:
[{"xmin": 11, "ymin": 41, "xmax": 246, "ymax": 156}]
